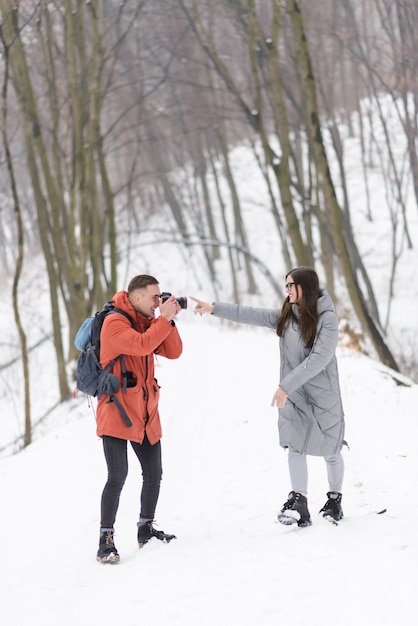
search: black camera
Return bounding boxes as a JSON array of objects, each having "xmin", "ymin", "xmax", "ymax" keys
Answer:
[{"xmin": 161, "ymin": 292, "xmax": 188, "ymax": 309}]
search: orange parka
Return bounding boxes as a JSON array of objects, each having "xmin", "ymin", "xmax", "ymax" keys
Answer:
[{"xmin": 96, "ymin": 290, "xmax": 183, "ymax": 444}]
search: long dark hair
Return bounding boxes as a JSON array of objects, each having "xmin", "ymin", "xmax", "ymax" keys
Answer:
[{"xmin": 276, "ymin": 267, "xmax": 320, "ymax": 349}]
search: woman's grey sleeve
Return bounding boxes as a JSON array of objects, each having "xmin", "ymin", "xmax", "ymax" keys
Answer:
[{"xmin": 212, "ymin": 302, "xmax": 278, "ymax": 329}]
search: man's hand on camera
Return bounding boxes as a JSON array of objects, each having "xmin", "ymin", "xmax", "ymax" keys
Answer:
[
  {"xmin": 190, "ymin": 296, "xmax": 214, "ymax": 316},
  {"xmin": 159, "ymin": 295, "xmax": 181, "ymax": 321}
]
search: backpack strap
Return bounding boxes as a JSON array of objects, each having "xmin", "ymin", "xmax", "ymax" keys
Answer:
[
  {"xmin": 105, "ymin": 309, "xmax": 135, "ymax": 395},
  {"xmin": 107, "ymin": 394, "xmax": 133, "ymax": 428},
  {"xmin": 120, "ymin": 354, "xmax": 128, "ymax": 393},
  {"xmin": 107, "ymin": 308, "xmax": 134, "ymax": 326},
  {"xmin": 101, "ymin": 309, "xmax": 136, "ymax": 426},
  {"xmin": 97, "ymin": 357, "xmax": 133, "ymax": 428}
]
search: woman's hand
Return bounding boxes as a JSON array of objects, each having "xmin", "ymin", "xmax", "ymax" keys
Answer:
[
  {"xmin": 271, "ymin": 386, "xmax": 288, "ymax": 409},
  {"xmin": 190, "ymin": 296, "xmax": 214, "ymax": 316}
]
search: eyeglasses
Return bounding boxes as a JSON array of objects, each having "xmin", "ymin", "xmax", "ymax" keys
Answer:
[{"xmin": 285, "ymin": 282, "xmax": 296, "ymax": 291}]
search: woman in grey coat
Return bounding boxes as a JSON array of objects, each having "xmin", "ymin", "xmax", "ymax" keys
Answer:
[{"xmin": 191, "ymin": 267, "xmax": 346, "ymax": 527}]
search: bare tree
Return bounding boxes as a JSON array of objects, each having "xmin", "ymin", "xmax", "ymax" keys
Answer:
[
  {"xmin": 0, "ymin": 1, "xmax": 145, "ymax": 387},
  {"xmin": 0, "ymin": 21, "xmax": 31, "ymax": 446},
  {"xmin": 285, "ymin": 0, "xmax": 399, "ymax": 370}
]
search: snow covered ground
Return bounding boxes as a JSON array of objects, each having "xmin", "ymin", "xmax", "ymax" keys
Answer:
[{"xmin": 1, "ymin": 317, "xmax": 417, "ymax": 626}]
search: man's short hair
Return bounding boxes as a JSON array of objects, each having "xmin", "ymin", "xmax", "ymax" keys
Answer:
[{"xmin": 128, "ymin": 274, "xmax": 159, "ymax": 294}]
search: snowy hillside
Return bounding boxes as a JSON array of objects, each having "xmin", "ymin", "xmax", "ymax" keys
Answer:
[{"xmin": 1, "ymin": 319, "xmax": 417, "ymax": 626}]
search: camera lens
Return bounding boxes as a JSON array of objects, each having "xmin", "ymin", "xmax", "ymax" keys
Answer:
[
  {"xmin": 177, "ymin": 297, "xmax": 187, "ymax": 309},
  {"xmin": 161, "ymin": 292, "xmax": 187, "ymax": 309}
]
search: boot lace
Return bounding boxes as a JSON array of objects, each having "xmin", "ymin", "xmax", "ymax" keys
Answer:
[{"xmin": 105, "ymin": 531, "xmax": 116, "ymax": 549}]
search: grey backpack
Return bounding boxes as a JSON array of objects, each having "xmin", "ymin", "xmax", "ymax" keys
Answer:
[{"xmin": 75, "ymin": 302, "xmax": 134, "ymax": 427}]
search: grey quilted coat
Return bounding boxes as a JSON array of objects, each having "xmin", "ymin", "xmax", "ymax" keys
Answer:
[{"xmin": 213, "ymin": 289, "xmax": 345, "ymax": 456}]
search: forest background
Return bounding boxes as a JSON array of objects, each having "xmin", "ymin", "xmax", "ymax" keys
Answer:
[{"xmin": 0, "ymin": 0, "xmax": 417, "ymax": 452}]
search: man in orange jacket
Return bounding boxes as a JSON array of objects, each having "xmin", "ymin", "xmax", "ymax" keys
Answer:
[{"xmin": 96, "ymin": 274, "xmax": 183, "ymax": 563}]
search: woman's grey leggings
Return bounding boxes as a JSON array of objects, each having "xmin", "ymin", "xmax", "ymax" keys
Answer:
[{"xmin": 287, "ymin": 447, "xmax": 344, "ymax": 493}]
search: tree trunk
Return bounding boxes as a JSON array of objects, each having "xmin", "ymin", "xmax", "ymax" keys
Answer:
[
  {"xmin": 0, "ymin": 33, "xmax": 32, "ymax": 446},
  {"xmin": 287, "ymin": 0, "xmax": 399, "ymax": 371},
  {"xmin": 180, "ymin": 0, "xmax": 310, "ymax": 268},
  {"xmin": 0, "ymin": 1, "xmax": 71, "ymax": 398}
]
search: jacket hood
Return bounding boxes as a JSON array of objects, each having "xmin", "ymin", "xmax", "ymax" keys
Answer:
[
  {"xmin": 111, "ymin": 290, "xmax": 147, "ymax": 326},
  {"xmin": 317, "ymin": 288, "xmax": 335, "ymax": 315}
]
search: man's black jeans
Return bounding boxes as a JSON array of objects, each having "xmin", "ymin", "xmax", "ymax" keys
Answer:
[{"xmin": 100, "ymin": 434, "xmax": 162, "ymax": 530}]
